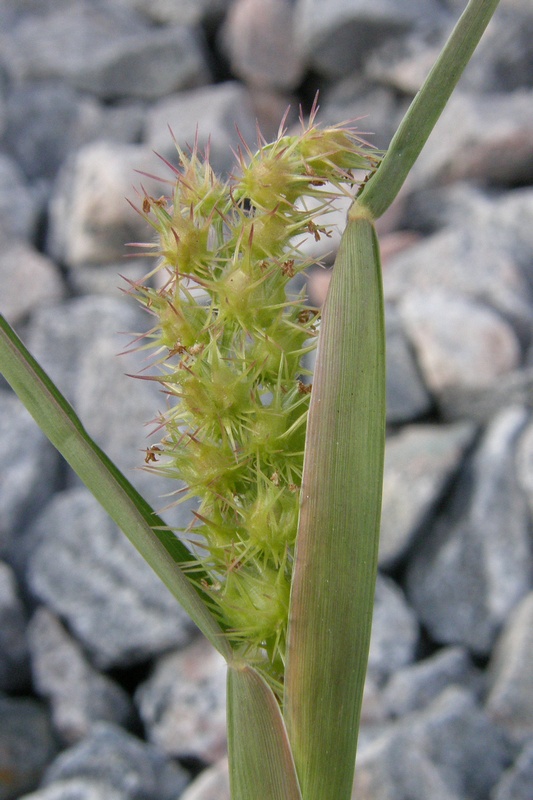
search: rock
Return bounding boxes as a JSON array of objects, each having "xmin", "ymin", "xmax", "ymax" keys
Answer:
[
  {"xmin": 0, "ymin": 4, "xmax": 210, "ymax": 99},
  {"xmin": 242, "ymin": 87, "xmax": 300, "ymax": 143},
  {"xmin": 0, "ymin": 240, "xmax": 64, "ymax": 324},
  {"xmin": 24, "ymin": 295, "xmax": 138, "ymax": 405},
  {"xmin": 27, "ymin": 488, "xmax": 195, "ymax": 669},
  {"xmin": 360, "ymin": 674, "xmax": 388, "ymax": 728},
  {"xmin": 144, "ymin": 82, "xmax": 258, "ymax": 177},
  {"xmin": 135, "ymin": 637, "xmax": 227, "ymax": 763},
  {"xmin": 354, "ymin": 736, "xmax": 462, "ymax": 800},
  {"xmin": 353, "ymin": 687, "xmax": 514, "ymax": 800},
  {"xmin": 379, "ymin": 422, "xmax": 476, "ymax": 569},
  {"xmin": 402, "ymin": 185, "xmax": 533, "ymax": 285},
  {"xmin": 408, "ymin": 90, "xmax": 533, "ymax": 189},
  {"xmin": 0, "ymin": 0, "xmax": 80, "ymax": 29},
  {"xmin": 66, "ymin": 261, "xmax": 150, "ymax": 298},
  {"xmin": 47, "ymin": 142, "xmax": 162, "ymax": 267},
  {"xmin": 0, "ymin": 67, "xmax": 6, "ymax": 139},
  {"xmin": 406, "ymin": 406, "xmax": 532, "ymax": 656},
  {"xmin": 365, "ymin": 23, "xmax": 450, "ymax": 95},
  {"xmin": 399, "ymin": 288, "xmax": 521, "ymax": 396},
  {"xmin": 516, "ymin": 415, "xmax": 533, "ymax": 516},
  {"xmin": 220, "ymin": 0, "xmax": 305, "ymax": 90},
  {"xmin": 0, "ymin": 153, "xmax": 38, "ymax": 241},
  {"xmin": 180, "ymin": 758, "xmax": 229, "ymax": 800},
  {"xmin": 0, "ymin": 392, "xmax": 58, "ymax": 559},
  {"xmin": 0, "ymin": 561, "xmax": 30, "ymax": 692},
  {"xmin": 492, "ymin": 741, "xmax": 533, "ymax": 800},
  {"xmin": 1, "ymin": 81, "xmax": 144, "ymax": 180},
  {"xmin": 384, "ymin": 306, "xmax": 432, "ymax": 425},
  {"xmin": 368, "ymin": 5, "xmax": 533, "ymax": 97},
  {"xmin": 322, "ymin": 77, "xmax": 401, "ymax": 152},
  {"xmin": 495, "ymin": 187, "xmax": 533, "ymax": 289},
  {"xmin": 19, "ymin": 778, "xmax": 128, "ymax": 800},
  {"xmin": 294, "ymin": 0, "xmax": 445, "ymax": 79},
  {"xmin": 380, "ymin": 230, "xmax": 422, "ymax": 262},
  {"xmin": 408, "ymin": 688, "xmax": 514, "ymax": 799},
  {"xmin": 40, "ymin": 723, "xmax": 189, "ymax": 800},
  {"xmin": 111, "ymin": 0, "xmax": 231, "ymax": 26},
  {"xmin": 438, "ymin": 367, "xmax": 533, "ymax": 424},
  {"xmin": 0, "ymin": 694, "xmax": 57, "ymax": 800},
  {"xmin": 72, "ymin": 327, "xmax": 172, "ymax": 502},
  {"xmin": 485, "ymin": 592, "xmax": 533, "ymax": 745},
  {"xmin": 23, "ymin": 294, "xmax": 177, "ymax": 505},
  {"xmin": 368, "ymin": 574, "xmax": 419, "ymax": 682},
  {"xmin": 382, "ymin": 646, "xmax": 480, "ymax": 718},
  {"xmin": 401, "ymin": 181, "xmax": 498, "ymax": 235},
  {"xmin": 28, "ymin": 607, "xmax": 134, "ymax": 744},
  {"xmin": 460, "ymin": 7, "xmax": 533, "ymax": 93},
  {"xmin": 384, "ymin": 223, "xmax": 533, "ymax": 344}
]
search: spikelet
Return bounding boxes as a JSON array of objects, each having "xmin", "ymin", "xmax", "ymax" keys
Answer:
[{"xmin": 127, "ymin": 108, "xmax": 379, "ymax": 690}]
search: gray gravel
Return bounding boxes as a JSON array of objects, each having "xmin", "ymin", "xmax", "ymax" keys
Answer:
[{"xmin": 0, "ymin": 1, "xmax": 531, "ymax": 798}]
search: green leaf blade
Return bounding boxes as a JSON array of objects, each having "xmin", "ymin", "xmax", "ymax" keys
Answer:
[
  {"xmin": 227, "ymin": 663, "xmax": 302, "ymax": 800},
  {"xmin": 0, "ymin": 314, "xmax": 231, "ymax": 660},
  {"xmin": 284, "ymin": 215, "xmax": 386, "ymax": 800},
  {"xmin": 358, "ymin": 0, "xmax": 502, "ymax": 219}
]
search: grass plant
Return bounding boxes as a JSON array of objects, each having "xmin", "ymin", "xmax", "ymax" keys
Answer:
[{"xmin": 0, "ymin": 1, "xmax": 501, "ymax": 797}]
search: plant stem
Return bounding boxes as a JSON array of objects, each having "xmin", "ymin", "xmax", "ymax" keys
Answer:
[{"xmin": 357, "ymin": 0, "xmax": 502, "ymax": 220}]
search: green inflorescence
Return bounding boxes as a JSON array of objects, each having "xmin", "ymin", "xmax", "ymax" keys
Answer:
[{"xmin": 129, "ymin": 111, "xmax": 379, "ymax": 690}]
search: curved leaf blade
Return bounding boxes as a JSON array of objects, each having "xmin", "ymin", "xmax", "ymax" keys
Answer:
[
  {"xmin": 358, "ymin": 0, "xmax": 502, "ymax": 219},
  {"xmin": 0, "ymin": 314, "xmax": 231, "ymax": 659}
]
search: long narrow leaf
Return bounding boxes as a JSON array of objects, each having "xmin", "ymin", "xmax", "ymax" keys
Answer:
[
  {"xmin": 227, "ymin": 663, "xmax": 302, "ymax": 800},
  {"xmin": 0, "ymin": 314, "xmax": 232, "ymax": 660},
  {"xmin": 284, "ymin": 214, "xmax": 386, "ymax": 799},
  {"xmin": 358, "ymin": 0, "xmax": 502, "ymax": 219}
]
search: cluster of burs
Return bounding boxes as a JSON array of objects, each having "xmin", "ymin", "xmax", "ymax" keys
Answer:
[{"xmin": 132, "ymin": 119, "xmax": 377, "ymax": 685}]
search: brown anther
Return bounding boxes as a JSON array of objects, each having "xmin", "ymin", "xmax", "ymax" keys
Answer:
[
  {"xmin": 307, "ymin": 221, "xmax": 332, "ymax": 241},
  {"xmin": 297, "ymin": 309, "xmax": 317, "ymax": 324},
  {"xmin": 270, "ymin": 471, "xmax": 280, "ymax": 486},
  {"xmin": 143, "ymin": 195, "xmax": 167, "ymax": 214},
  {"xmin": 168, "ymin": 343, "xmax": 188, "ymax": 357},
  {"xmin": 298, "ymin": 380, "xmax": 312, "ymax": 394},
  {"xmin": 189, "ymin": 343, "xmax": 205, "ymax": 356},
  {"xmin": 288, "ymin": 483, "xmax": 299, "ymax": 493},
  {"xmin": 281, "ymin": 259, "xmax": 295, "ymax": 278},
  {"xmin": 144, "ymin": 445, "xmax": 162, "ymax": 464}
]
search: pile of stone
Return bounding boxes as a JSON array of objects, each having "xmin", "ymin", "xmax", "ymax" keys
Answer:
[{"xmin": 1, "ymin": 1, "xmax": 532, "ymax": 798}]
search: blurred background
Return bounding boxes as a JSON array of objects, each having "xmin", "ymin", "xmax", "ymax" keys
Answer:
[{"xmin": 0, "ymin": 1, "xmax": 532, "ymax": 798}]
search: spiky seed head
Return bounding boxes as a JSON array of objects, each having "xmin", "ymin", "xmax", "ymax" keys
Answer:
[{"xmin": 127, "ymin": 111, "xmax": 380, "ymax": 688}]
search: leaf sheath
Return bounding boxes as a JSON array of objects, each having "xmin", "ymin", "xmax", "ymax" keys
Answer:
[
  {"xmin": 227, "ymin": 663, "xmax": 302, "ymax": 800},
  {"xmin": 284, "ymin": 213, "xmax": 386, "ymax": 799}
]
